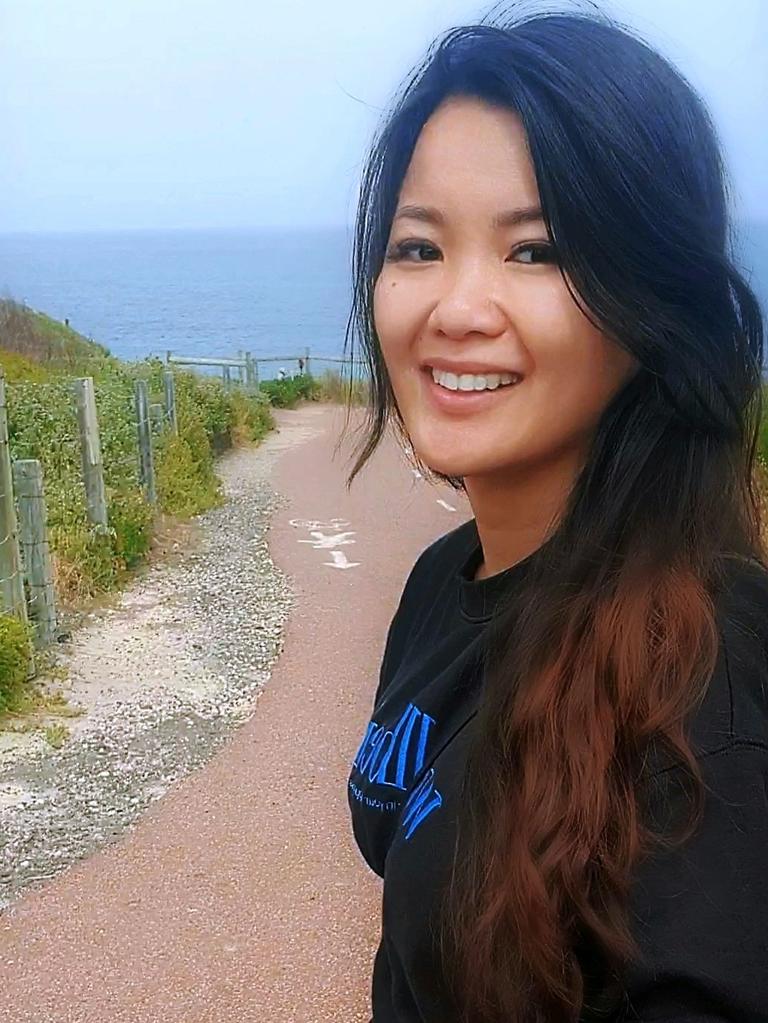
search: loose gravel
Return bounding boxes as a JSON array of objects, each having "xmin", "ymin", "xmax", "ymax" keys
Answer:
[{"xmin": 0, "ymin": 426, "xmax": 304, "ymax": 911}]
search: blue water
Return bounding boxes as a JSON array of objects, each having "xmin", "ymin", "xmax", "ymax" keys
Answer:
[
  {"xmin": 0, "ymin": 226, "xmax": 356, "ymax": 380},
  {"xmin": 0, "ymin": 222, "xmax": 766, "ymax": 380}
]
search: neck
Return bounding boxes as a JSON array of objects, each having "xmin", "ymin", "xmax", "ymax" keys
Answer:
[{"xmin": 464, "ymin": 448, "xmax": 583, "ymax": 580}]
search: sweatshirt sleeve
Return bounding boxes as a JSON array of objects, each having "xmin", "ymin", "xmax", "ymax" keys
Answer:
[{"xmin": 622, "ymin": 741, "xmax": 768, "ymax": 1020}]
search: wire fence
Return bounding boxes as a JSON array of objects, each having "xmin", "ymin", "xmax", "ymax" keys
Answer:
[
  {"xmin": 0, "ymin": 366, "xmax": 179, "ymax": 673},
  {"xmin": 165, "ymin": 348, "xmax": 372, "ymax": 385}
]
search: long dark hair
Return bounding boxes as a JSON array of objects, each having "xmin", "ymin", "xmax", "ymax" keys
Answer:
[{"xmin": 339, "ymin": 3, "xmax": 766, "ymax": 1020}]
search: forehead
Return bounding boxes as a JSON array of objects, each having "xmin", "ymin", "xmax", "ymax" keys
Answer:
[{"xmin": 398, "ymin": 96, "xmax": 540, "ymax": 210}]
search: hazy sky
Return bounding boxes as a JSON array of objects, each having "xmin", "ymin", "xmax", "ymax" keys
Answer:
[{"xmin": 1, "ymin": 0, "xmax": 765, "ymax": 232}]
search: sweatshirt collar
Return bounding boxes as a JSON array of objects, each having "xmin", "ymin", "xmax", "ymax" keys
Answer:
[{"xmin": 456, "ymin": 519, "xmax": 548, "ymax": 623}]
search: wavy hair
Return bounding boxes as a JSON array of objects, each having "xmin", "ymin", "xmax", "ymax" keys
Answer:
[{"xmin": 338, "ymin": 3, "xmax": 766, "ymax": 1019}]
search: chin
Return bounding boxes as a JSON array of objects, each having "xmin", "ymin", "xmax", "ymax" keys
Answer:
[{"xmin": 414, "ymin": 448, "xmax": 483, "ymax": 480}]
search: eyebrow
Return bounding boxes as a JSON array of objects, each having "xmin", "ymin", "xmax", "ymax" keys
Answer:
[{"xmin": 392, "ymin": 203, "xmax": 545, "ymax": 229}]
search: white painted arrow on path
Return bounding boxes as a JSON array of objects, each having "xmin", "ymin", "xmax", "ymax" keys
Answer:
[
  {"xmin": 298, "ymin": 530, "xmax": 357, "ymax": 549},
  {"xmin": 323, "ymin": 550, "xmax": 361, "ymax": 570}
]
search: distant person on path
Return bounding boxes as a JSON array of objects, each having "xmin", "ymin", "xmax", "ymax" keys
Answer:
[
  {"xmin": 343, "ymin": 6, "xmax": 768, "ymax": 1023},
  {"xmin": 277, "ymin": 367, "xmax": 287, "ymax": 381},
  {"xmin": 298, "ymin": 356, "xmax": 305, "ymax": 375}
]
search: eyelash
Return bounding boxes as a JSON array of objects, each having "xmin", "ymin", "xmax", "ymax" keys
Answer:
[{"xmin": 384, "ymin": 239, "xmax": 558, "ymax": 265}]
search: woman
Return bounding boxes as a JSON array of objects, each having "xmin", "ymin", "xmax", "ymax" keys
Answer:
[{"xmin": 344, "ymin": 4, "xmax": 768, "ymax": 1021}]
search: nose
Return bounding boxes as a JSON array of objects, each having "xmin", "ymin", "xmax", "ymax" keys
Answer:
[{"xmin": 427, "ymin": 265, "xmax": 508, "ymax": 340}]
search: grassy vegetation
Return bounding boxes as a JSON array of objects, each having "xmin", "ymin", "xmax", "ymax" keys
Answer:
[
  {"xmin": 0, "ymin": 299, "xmax": 276, "ymax": 714},
  {"xmin": 0, "ymin": 615, "xmax": 33, "ymax": 714},
  {"xmin": 309, "ymin": 366, "xmax": 370, "ymax": 407}
]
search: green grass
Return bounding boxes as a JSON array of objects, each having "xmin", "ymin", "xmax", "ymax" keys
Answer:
[
  {"xmin": 0, "ymin": 615, "xmax": 33, "ymax": 713},
  {"xmin": 44, "ymin": 722, "xmax": 70, "ymax": 749}
]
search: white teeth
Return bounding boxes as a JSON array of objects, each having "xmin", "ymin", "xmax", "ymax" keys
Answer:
[{"xmin": 431, "ymin": 367, "xmax": 520, "ymax": 391}]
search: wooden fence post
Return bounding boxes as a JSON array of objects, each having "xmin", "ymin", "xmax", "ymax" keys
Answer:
[
  {"xmin": 222, "ymin": 365, "xmax": 231, "ymax": 390},
  {"xmin": 72, "ymin": 377, "xmax": 109, "ymax": 531},
  {"xmin": 238, "ymin": 349, "xmax": 246, "ymax": 386},
  {"xmin": 245, "ymin": 352, "xmax": 258, "ymax": 392},
  {"xmin": 0, "ymin": 372, "xmax": 28, "ymax": 624},
  {"xmin": 134, "ymin": 379, "xmax": 157, "ymax": 504},
  {"xmin": 163, "ymin": 368, "xmax": 178, "ymax": 434},
  {"xmin": 12, "ymin": 459, "xmax": 57, "ymax": 649},
  {"xmin": 149, "ymin": 402, "xmax": 164, "ymax": 430},
  {"xmin": 304, "ymin": 346, "xmax": 311, "ymax": 377}
]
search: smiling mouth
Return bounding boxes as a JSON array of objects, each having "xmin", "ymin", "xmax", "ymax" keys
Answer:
[
  {"xmin": 426, "ymin": 365, "xmax": 524, "ymax": 392},
  {"xmin": 421, "ymin": 366, "xmax": 524, "ymax": 414}
]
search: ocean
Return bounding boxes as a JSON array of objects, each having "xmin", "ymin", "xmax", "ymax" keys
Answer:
[
  {"xmin": 0, "ymin": 226, "xmax": 356, "ymax": 381},
  {"xmin": 0, "ymin": 222, "xmax": 766, "ymax": 382}
]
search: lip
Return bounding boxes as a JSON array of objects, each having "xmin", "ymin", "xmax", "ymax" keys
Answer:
[{"xmin": 421, "ymin": 365, "xmax": 522, "ymax": 415}]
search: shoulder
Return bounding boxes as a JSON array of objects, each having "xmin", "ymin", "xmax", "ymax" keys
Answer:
[
  {"xmin": 681, "ymin": 556, "xmax": 768, "ymax": 763},
  {"xmin": 712, "ymin": 555, "xmax": 768, "ymax": 748},
  {"xmin": 714, "ymin": 554, "xmax": 768, "ymax": 641},
  {"xmin": 424, "ymin": 517, "xmax": 478, "ymax": 565},
  {"xmin": 372, "ymin": 519, "xmax": 477, "ymax": 707},
  {"xmin": 387, "ymin": 517, "xmax": 477, "ymax": 634},
  {"xmin": 403, "ymin": 517, "xmax": 477, "ymax": 591},
  {"xmin": 640, "ymin": 557, "xmax": 768, "ymax": 778}
]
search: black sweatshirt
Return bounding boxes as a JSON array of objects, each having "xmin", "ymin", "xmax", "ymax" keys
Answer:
[{"xmin": 347, "ymin": 517, "xmax": 768, "ymax": 1022}]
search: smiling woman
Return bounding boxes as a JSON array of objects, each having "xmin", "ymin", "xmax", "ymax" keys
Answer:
[{"xmin": 340, "ymin": 3, "xmax": 768, "ymax": 1023}]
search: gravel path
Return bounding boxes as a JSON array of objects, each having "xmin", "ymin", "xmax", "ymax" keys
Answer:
[{"xmin": 0, "ymin": 416, "xmax": 312, "ymax": 909}]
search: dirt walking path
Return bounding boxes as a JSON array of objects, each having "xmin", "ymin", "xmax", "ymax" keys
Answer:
[{"xmin": 0, "ymin": 402, "xmax": 470, "ymax": 1023}]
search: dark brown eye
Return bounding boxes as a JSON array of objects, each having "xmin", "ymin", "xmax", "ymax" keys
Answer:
[
  {"xmin": 510, "ymin": 243, "xmax": 557, "ymax": 265},
  {"xmin": 385, "ymin": 239, "xmax": 441, "ymax": 262}
]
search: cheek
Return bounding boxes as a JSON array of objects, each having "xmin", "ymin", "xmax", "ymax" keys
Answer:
[
  {"xmin": 373, "ymin": 275, "xmax": 415, "ymax": 363},
  {"xmin": 523, "ymin": 288, "xmax": 636, "ymax": 430}
]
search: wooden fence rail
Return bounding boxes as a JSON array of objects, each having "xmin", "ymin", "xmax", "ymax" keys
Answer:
[{"xmin": 164, "ymin": 347, "xmax": 374, "ymax": 387}]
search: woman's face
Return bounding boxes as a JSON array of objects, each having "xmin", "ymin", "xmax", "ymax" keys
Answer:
[{"xmin": 373, "ymin": 96, "xmax": 639, "ymax": 483}]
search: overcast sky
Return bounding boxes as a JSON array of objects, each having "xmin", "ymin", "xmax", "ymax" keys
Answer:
[{"xmin": 1, "ymin": 0, "xmax": 765, "ymax": 233}]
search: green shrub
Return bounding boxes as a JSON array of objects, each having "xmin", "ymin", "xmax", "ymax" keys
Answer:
[
  {"xmin": 0, "ymin": 615, "xmax": 31, "ymax": 713},
  {"xmin": 258, "ymin": 374, "xmax": 319, "ymax": 408},
  {"xmin": 108, "ymin": 488, "xmax": 153, "ymax": 570},
  {"xmin": 47, "ymin": 519, "xmax": 117, "ymax": 598},
  {"xmin": 155, "ymin": 420, "xmax": 223, "ymax": 518},
  {"xmin": 230, "ymin": 388, "xmax": 275, "ymax": 443}
]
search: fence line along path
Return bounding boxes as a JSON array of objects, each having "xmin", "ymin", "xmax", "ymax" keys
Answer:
[{"xmin": 0, "ymin": 366, "xmax": 179, "ymax": 673}]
